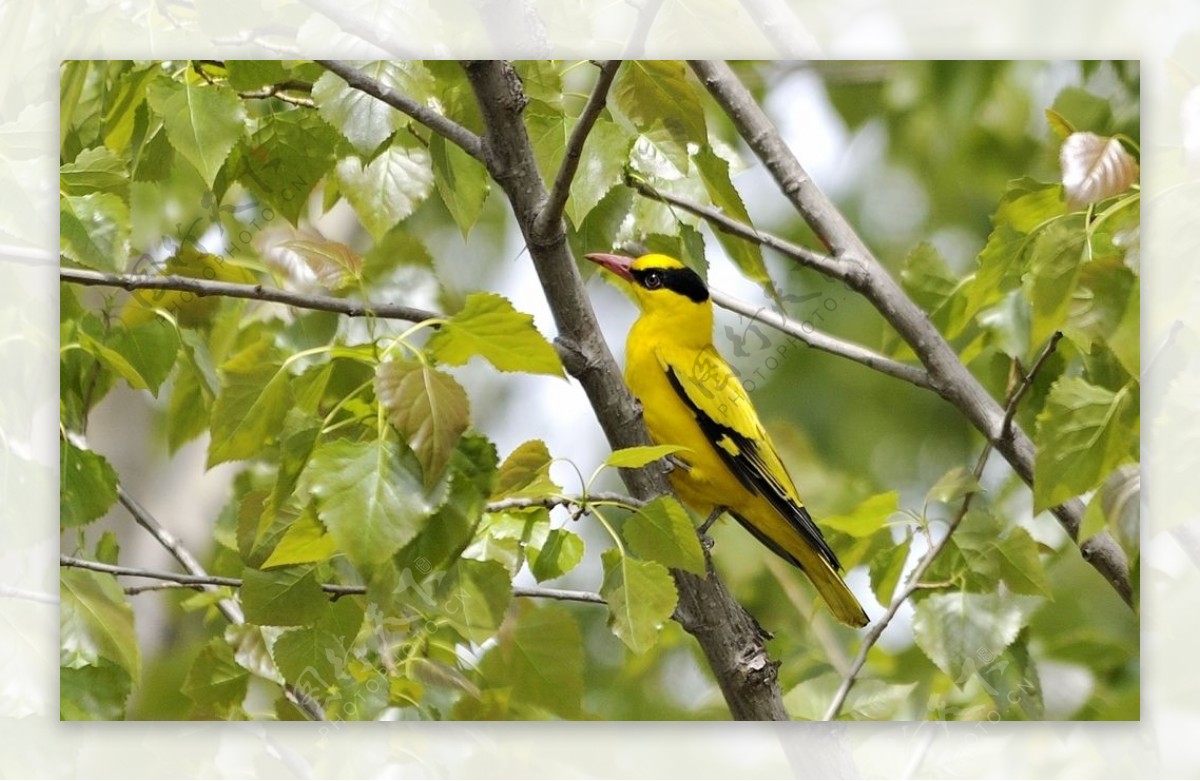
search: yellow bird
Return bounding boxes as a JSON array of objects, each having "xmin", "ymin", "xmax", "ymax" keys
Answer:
[{"xmin": 586, "ymin": 251, "xmax": 868, "ymax": 627}]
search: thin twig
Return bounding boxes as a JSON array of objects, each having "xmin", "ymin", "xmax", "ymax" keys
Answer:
[
  {"xmin": 59, "ymin": 555, "xmax": 607, "ymax": 607},
  {"xmin": 60, "ymin": 268, "xmax": 440, "ymax": 324},
  {"xmin": 535, "ymin": 60, "xmax": 621, "ymax": 238},
  {"xmin": 627, "ymin": 177, "xmax": 849, "ymax": 283},
  {"xmin": 822, "ymin": 333, "xmax": 1062, "ymax": 721},
  {"xmin": 112, "ymin": 486, "xmax": 327, "ymax": 721},
  {"xmin": 315, "ymin": 60, "xmax": 485, "ymax": 163},
  {"xmin": 484, "ymin": 491, "xmax": 645, "ymax": 514},
  {"xmin": 710, "ymin": 289, "xmax": 933, "ymax": 391}
]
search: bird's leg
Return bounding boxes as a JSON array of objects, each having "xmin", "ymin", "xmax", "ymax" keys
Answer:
[
  {"xmin": 664, "ymin": 454, "xmax": 692, "ymax": 474},
  {"xmin": 697, "ymin": 506, "xmax": 727, "ymax": 550}
]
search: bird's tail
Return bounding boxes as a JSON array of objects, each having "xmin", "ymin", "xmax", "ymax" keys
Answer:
[{"xmin": 732, "ymin": 508, "xmax": 869, "ymax": 628}]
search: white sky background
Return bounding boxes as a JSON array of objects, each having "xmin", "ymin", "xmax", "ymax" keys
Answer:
[{"xmin": 5, "ymin": 0, "xmax": 1199, "ymax": 777}]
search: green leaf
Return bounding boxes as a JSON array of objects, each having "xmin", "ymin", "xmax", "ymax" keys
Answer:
[
  {"xmin": 784, "ymin": 672, "xmax": 916, "ymax": 721},
  {"xmin": 60, "ymin": 192, "xmax": 129, "ymax": 272},
  {"xmin": 820, "ymin": 492, "xmax": 899, "ymax": 538},
  {"xmin": 313, "ymin": 61, "xmax": 434, "ymax": 153},
  {"xmin": 60, "ymin": 146, "xmax": 128, "ymax": 197},
  {"xmin": 1033, "ymin": 377, "xmax": 1138, "ymax": 511},
  {"xmin": 599, "ymin": 549, "xmax": 678, "ymax": 654},
  {"xmin": 926, "ymin": 466, "xmax": 982, "ymax": 505},
  {"xmin": 603, "ymin": 444, "xmax": 688, "ymax": 469},
  {"xmin": 1024, "ymin": 219, "xmax": 1086, "ymax": 348},
  {"xmin": 1051, "ymin": 87, "xmax": 1113, "ymax": 135},
  {"xmin": 901, "ymin": 242, "xmax": 958, "ymax": 313},
  {"xmin": 868, "ymin": 531, "xmax": 911, "ymax": 606},
  {"xmin": 528, "ymin": 527, "xmax": 585, "ymax": 582},
  {"xmin": 60, "ymin": 660, "xmax": 132, "ymax": 721},
  {"xmin": 240, "ymin": 565, "xmax": 327, "ymax": 627},
  {"xmin": 261, "ymin": 507, "xmax": 338, "ymax": 569},
  {"xmin": 280, "ymin": 237, "xmax": 363, "ymax": 292},
  {"xmin": 335, "ymin": 143, "xmax": 434, "ymax": 240},
  {"xmin": 103, "ymin": 64, "xmax": 159, "ymax": 154},
  {"xmin": 396, "ymin": 433, "xmax": 499, "ymax": 576},
  {"xmin": 183, "ymin": 638, "xmax": 249, "ymax": 719},
  {"xmin": 225, "ymin": 60, "xmax": 288, "ymax": 91},
  {"xmin": 434, "ymin": 558, "xmax": 512, "ymax": 644},
  {"xmin": 1067, "ymin": 258, "xmax": 1137, "ymax": 362},
  {"xmin": 622, "ymin": 496, "xmax": 705, "ymax": 576},
  {"xmin": 430, "ymin": 133, "xmax": 490, "ymax": 237},
  {"xmin": 60, "ymin": 439, "xmax": 118, "ymax": 528},
  {"xmin": 60, "ymin": 569, "xmax": 140, "ymax": 679},
  {"xmin": 612, "ymin": 61, "xmax": 706, "ymax": 157},
  {"xmin": 978, "ymin": 637, "xmax": 1044, "ymax": 720},
  {"xmin": 427, "ymin": 291, "xmax": 564, "ymax": 376},
  {"xmin": 234, "ymin": 110, "xmax": 342, "ymax": 225},
  {"xmin": 911, "ymin": 591, "xmax": 1038, "ymax": 681},
  {"xmin": 375, "ymin": 358, "xmax": 471, "ymax": 490},
  {"xmin": 565, "ymin": 118, "xmax": 633, "ymax": 225},
  {"xmin": 995, "ymin": 527, "xmax": 1052, "ymax": 597},
  {"xmin": 299, "ymin": 438, "xmax": 435, "ymax": 569},
  {"xmin": 497, "ymin": 603, "xmax": 584, "ymax": 718},
  {"xmin": 77, "ymin": 321, "xmax": 177, "ymax": 396},
  {"xmin": 492, "ymin": 439, "xmax": 562, "ymax": 500},
  {"xmin": 692, "ymin": 145, "xmax": 772, "ymax": 294},
  {"xmin": 206, "ymin": 339, "xmax": 293, "ymax": 467},
  {"xmin": 272, "ymin": 626, "xmax": 346, "ymax": 689},
  {"xmin": 146, "ymin": 76, "xmax": 246, "ymax": 187}
]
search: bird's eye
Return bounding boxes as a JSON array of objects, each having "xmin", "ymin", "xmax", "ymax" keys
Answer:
[{"xmin": 644, "ymin": 272, "xmax": 663, "ymax": 289}]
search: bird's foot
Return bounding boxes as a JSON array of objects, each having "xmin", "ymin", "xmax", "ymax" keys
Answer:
[{"xmin": 698, "ymin": 506, "xmax": 726, "ymax": 538}]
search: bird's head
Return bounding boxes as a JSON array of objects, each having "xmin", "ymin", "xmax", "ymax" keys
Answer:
[{"xmin": 585, "ymin": 252, "xmax": 711, "ymax": 324}]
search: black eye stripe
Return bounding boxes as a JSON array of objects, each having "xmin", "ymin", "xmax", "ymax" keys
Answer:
[{"xmin": 630, "ymin": 266, "xmax": 709, "ymax": 303}]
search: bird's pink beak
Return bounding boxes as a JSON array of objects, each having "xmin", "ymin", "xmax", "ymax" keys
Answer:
[{"xmin": 585, "ymin": 252, "xmax": 635, "ymax": 282}]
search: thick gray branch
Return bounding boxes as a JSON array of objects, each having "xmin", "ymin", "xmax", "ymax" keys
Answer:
[
  {"xmin": 689, "ymin": 59, "xmax": 1132, "ymax": 607},
  {"xmin": 464, "ymin": 59, "xmax": 789, "ymax": 721}
]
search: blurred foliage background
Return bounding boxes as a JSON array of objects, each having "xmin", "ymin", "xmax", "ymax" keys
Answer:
[{"xmin": 59, "ymin": 59, "xmax": 1139, "ymax": 721}]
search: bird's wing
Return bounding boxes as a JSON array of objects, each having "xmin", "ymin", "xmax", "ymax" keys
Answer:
[{"xmin": 657, "ymin": 345, "xmax": 842, "ymax": 571}]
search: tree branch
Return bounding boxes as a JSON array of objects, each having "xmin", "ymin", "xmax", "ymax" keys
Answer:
[
  {"xmin": 484, "ymin": 491, "xmax": 645, "ymax": 514},
  {"xmin": 628, "ymin": 176, "xmax": 849, "ymax": 282},
  {"xmin": 60, "ymin": 268, "xmax": 440, "ymax": 324},
  {"xmin": 112, "ymin": 486, "xmax": 327, "ymax": 721},
  {"xmin": 59, "ymin": 556, "xmax": 608, "ymax": 607},
  {"xmin": 464, "ymin": 59, "xmax": 789, "ymax": 720},
  {"xmin": 688, "ymin": 59, "xmax": 1132, "ymax": 607},
  {"xmin": 709, "ymin": 288, "xmax": 933, "ymax": 391},
  {"xmin": 534, "ymin": 60, "xmax": 621, "ymax": 239},
  {"xmin": 315, "ymin": 60, "xmax": 485, "ymax": 163},
  {"xmin": 823, "ymin": 334, "xmax": 1062, "ymax": 721}
]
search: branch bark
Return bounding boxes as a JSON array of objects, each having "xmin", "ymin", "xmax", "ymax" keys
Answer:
[
  {"xmin": 688, "ymin": 59, "xmax": 1132, "ymax": 607},
  {"xmin": 463, "ymin": 59, "xmax": 789, "ymax": 720}
]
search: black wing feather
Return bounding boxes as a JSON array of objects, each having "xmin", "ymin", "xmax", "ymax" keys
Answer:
[{"xmin": 665, "ymin": 366, "xmax": 843, "ymax": 571}]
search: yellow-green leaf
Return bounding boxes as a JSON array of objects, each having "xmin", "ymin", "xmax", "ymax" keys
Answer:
[
  {"xmin": 622, "ymin": 496, "xmax": 705, "ymax": 575},
  {"xmin": 375, "ymin": 359, "xmax": 471, "ymax": 489},
  {"xmin": 427, "ymin": 292, "xmax": 564, "ymax": 376},
  {"xmin": 603, "ymin": 444, "xmax": 688, "ymax": 470},
  {"xmin": 599, "ymin": 549, "xmax": 677, "ymax": 654}
]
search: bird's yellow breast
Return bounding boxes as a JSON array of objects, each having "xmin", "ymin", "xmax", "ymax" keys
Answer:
[{"xmin": 624, "ymin": 326, "xmax": 763, "ymax": 517}]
